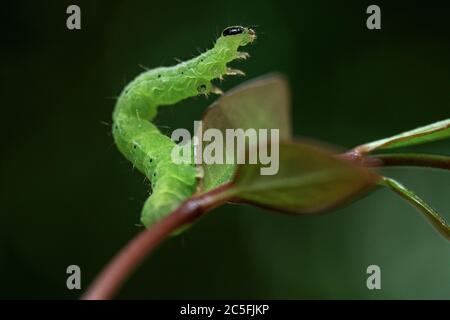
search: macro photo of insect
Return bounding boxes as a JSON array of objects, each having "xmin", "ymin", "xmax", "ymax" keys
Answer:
[{"xmin": 1, "ymin": 0, "xmax": 449, "ymax": 310}]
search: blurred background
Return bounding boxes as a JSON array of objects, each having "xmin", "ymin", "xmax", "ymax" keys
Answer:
[{"xmin": 1, "ymin": 0, "xmax": 449, "ymax": 299}]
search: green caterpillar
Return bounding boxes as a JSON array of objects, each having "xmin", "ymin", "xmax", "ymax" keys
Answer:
[{"xmin": 112, "ymin": 26, "xmax": 256, "ymax": 227}]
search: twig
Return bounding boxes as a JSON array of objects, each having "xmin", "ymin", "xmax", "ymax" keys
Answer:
[
  {"xmin": 366, "ymin": 153, "xmax": 450, "ymax": 170},
  {"xmin": 82, "ymin": 183, "xmax": 234, "ymax": 300},
  {"xmin": 340, "ymin": 151, "xmax": 450, "ymax": 170},
  {"xmin": 83, "ymin": 149, "xmax": 449, "ymax": 300}
]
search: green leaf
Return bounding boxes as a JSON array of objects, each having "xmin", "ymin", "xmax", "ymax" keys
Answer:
[
  {"xmin": 199, "ymin": 73, "xmax": 292, "ymax": 191},
  {"xmin": 382, "ymin": 177, "xmax": 450, "ymax": 241},
  {"xmin": 356, "ymin": 119, "xmax": 450, "ymax": 153},
  {"xmin": 231, "ymin": 141, "xmax": 378, "ymax": 214}
]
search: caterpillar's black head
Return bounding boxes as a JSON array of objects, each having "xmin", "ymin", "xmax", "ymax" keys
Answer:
[
  {"xmin": 221, "ymin": 26, "xmax": 256, "ymax": 46},
  {"xmin": 222, "ymin": 26, "xmax": 244, "ymax": 36}
]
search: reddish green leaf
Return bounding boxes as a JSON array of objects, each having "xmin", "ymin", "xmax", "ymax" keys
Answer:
[
  {"xmin": 199, "ymin": 73, "xmax": 292, "ymax": 191},
  {"xmin": 356, "ymin": 119, "xmax": 450, "ymax": 153},
  {"xmin": 231, "ymin": 141, "xmax": 379, "ymax": 214}
]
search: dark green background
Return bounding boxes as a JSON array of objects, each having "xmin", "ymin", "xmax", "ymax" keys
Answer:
[{"xmin": 1, "ymin": 0, "xmax": 449, "ymax": 299}]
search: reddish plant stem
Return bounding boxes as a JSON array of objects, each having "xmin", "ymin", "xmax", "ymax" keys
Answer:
[
  {"xmin": 340, "ymin": 151, "xmax": 450, "ymax": 170},
  {"xmin": 365, "ymin": 153, "xmax": 450, "ymax": 170},
  {"xmin": 83, "ymin": 149, "xmax": 449, "ymax": 300},
  {"xmin": 82, "ymin": 183, "xmax": 234, "ymax": 300}
]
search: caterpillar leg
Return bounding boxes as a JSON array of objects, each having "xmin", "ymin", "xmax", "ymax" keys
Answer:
[
  {"xmin": 237, "ymin": 51, "xmax": 250, "ymax": 60},
  {"xmin": 210, "ymin": 86, "xmax": 224, "ymax": 95},
  {"xmin": 226, "ymin": 68, "xmax": 246, "ymax": 76}
]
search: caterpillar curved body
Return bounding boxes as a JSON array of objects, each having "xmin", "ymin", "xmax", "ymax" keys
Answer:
[{"xmin": 113, "ymin": 26, "xmax": 256, "ymax": 227}]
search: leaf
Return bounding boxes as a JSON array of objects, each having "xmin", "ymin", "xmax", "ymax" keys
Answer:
[
  {"xmin": 356, "ymin": 119, "xmax": 450, "ymax": 153},
  {"xmin": 231, "ymin": 141, "xmax": 378, "ymax": 214},
  {"xmin": 199, "ymin": 73, "xmax": 292, "ymax": 191},
  {"xmin": 382, "ymin": 177, "xmax": 450, "ymax": 241}
]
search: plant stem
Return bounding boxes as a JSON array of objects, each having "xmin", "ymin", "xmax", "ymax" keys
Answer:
[
  {"xmin": 82, "ymin": 183, "xmax": 235, "ymax": 300},
  {"xmin": 83, "ymin": 149, "xmax": 449, "ymax": 300},
  {"xmin": 340, "ymin": 151, "xmax": 450, "ymax": 171},
  {"xmin": 367, "ymin": 153, "xmax": 450, "ymax": 170},
  {"xmin": 381, "ymin": 177, "xmax": 450, "ymax": 241}
]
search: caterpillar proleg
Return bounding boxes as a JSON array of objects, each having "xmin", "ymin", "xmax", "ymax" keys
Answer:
[{"xmin": 112, "ymin": 26, "xmax": 256, "ymax": 227}]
